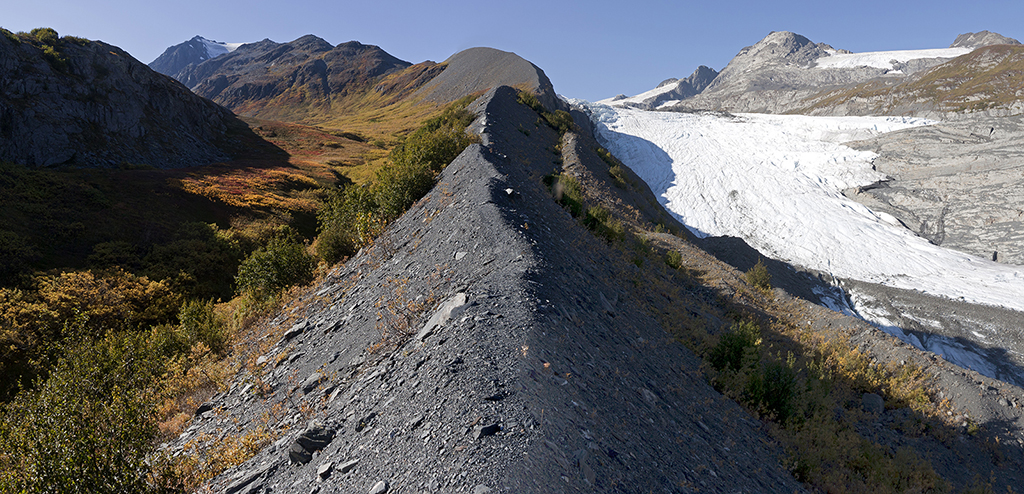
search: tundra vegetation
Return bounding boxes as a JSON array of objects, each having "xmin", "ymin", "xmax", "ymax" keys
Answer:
[{"xmin": 0, "ymin": 59, "xmax": 479, "ymax": 489}]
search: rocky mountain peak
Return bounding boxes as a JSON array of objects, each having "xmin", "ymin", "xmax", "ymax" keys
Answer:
[
  {"xmin": 950, "ymin": 30, "xmax": 1022, "ymax": 48},
  {"xmin": 734, "ymin": 31, "xmax": 832, "ymax": 66},
  {"xmin": 685, "ymin": 64, "xmax": 719, "ymax": 93}
]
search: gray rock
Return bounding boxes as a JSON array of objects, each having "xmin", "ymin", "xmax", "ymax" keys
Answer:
[
  {"xmin": 316, "ymin": 461, "xmax": 333, "ymax": 480},
  {"xmin": 284, "ymin": 321, "xmax": 308, "ymax": 341},
  {"xmin": 368, "ymin": 480, "xmax": 389, "ymax": 494},
  {"xmin": 302, "ymin": 372, "xmax": 324, "ymax": 394},
  {"xmin": 472, "ymin": 485, "xmax": 492, "ymax": 494},
  {"xmin": 416, "ymin": 292, "xmax": 468, "ymax": 341},
  {"xmin": 862, "ymin": 393, "xmax": 885, "ymax": 415},
  {"xmin": 289, "ymin": 424, "xmax": 337, "ymax": 464},
  {"xmin": 339, "ymin": 458, "xmax": 359, "ymax": 474},
  {"xmin": 474, "ymin": 423, "xmax": 500, "ymax": 439}
]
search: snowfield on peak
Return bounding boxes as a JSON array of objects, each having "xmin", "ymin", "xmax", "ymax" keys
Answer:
[
  {"xmin": 198, "ymin": 36, "xmax": 245, "ymax": 59},
  {"xmin": 584, "ymin": 104, "xmax": 1024, "ymax": 313},
  {"xmin": 815, "ymin": 46, "xmax": 972, "ymax": 70}
]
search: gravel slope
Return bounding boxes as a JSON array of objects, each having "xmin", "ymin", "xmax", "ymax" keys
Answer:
[{"xmin": 167, "ymin": 86, "xmax": 802, "ymax": 493}]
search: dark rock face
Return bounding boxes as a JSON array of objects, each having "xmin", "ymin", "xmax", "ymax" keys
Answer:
[
  {"xmin": 148, "ymin": 35, "xmax": 237, "ymax": 77},
  {"xmin": 174, "ymin": 35, "xmax": 412, "ymax": 119},
  {"xmin": 951, "ymin": 31, "xmax": 1021, "ymax": 48},
  {"xmin": 0, "ymin": 34, "xmax": 239, "ymax": 168}
]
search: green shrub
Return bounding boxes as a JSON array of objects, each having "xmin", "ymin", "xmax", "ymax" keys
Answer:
[
  {"xmin": 235, "ymin": 236, "xmax": 315, "ymax": 301},
  {"xmin": 747, "ymin": 359, "xmax": 797, "ymax": 422},
  {"xmin": 544, "ymin": 110, "xmax": 574, "ymax": 134},
  {"xmin": 0, "ymin": 332, "xmax": 163, "ymax": 492},
  {"xmin": 709, "ymin": 320, "xmax": 761, "ymax": 371},
  {"xmin": 143, "ymin": 222, "xmax": 242, "ymax": 301},
  {"xmin": 516, "ymin": 90, "xmax": 544, "ymax": 113},
  {"xmin": 745, "ymin": 258, "xmax": 771, "ymax": 291},
  {"xmin": 665, "ymin": 250, "xmax": 683, "ymax": 269},
  {"xmin": 178, "ymin": 299, "xmax": 227, "ymax": 354},
  {"xmin": 30, "ymin": 27, "xmax": 58, "ymax": 46},
  {"xmin": 1, "ymin": 28, "xmax": 19, "ymax": 44}
]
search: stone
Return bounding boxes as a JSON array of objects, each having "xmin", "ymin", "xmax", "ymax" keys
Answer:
[
  {"xmin": 302, "ymin": 372, "xmax": 324, "ymax": 394},
  {"xmin": 289, "ymin": 424, "xmax": 337, "ymax": 464},
  {"xmin": 339, "ymin": 458, "xmax": 359, "ymax": 474},
  {"xmin": 368, "ymin": 480, "xmax": 389, "ymax": 494},
  {"xmin": 862, "ymin": 393, "xmax": 885, "ymax": 415},
  {"xmin": 472, "ymin": 485, "xmax": 492, "ymax": 494},
  {"xmin": 416, "ymin": 293, "xmax": 469, "ymax": 341},
  {"xmin": 474, "ymin": 423, "xmax": 500, "ymax": 439},
  {"xmin": 283, "ymin": 321, "xmax": 308, "ymax": 341},
  {"xmin": 317, "ymin": 461, "xmax": 334, "ymax": 480}
]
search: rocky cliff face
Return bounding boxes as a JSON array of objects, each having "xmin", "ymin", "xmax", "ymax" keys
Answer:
[
  {"xmin": 174, "ymin": 35, "xmax": 413, "ymax": 120},
  {"xmin": 0, "ymin": 31, "xmax": 241, "ymax": 168}
]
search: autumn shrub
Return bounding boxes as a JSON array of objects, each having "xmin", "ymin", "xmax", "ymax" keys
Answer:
[
  {"xmin": 665, "ymin": 250, "xmax": 683, "ymax": 269},
  {"xmin": 30, "ymin": 27, "xmax": 58, "ymax": 46},
  {"xmin": 745, "ymin": 258, "xmax": 771, "ymax": 291},
  {"xmin": 709, "ymin": 320, "xmax": 761, "ymax": 372},
  {"xmin": 178, "ymin": 299, "xmax": 228, "ymax": 355},
  {"xmin": 143, "ymin": 222, "xmax": 242, "ymax": 301}
]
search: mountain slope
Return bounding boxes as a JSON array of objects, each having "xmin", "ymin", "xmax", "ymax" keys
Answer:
[
  {"xmin": 0, "ymin": 29, "xmax": 243, "ymax": 168},
  {"xmin": 148, "ymin": 35, "xmax": 245, "ymax": 78},
  {"xmin": 413, "ymin": 47, "xmax": 565, "ymax": 111},
  {"xmin": 174, "ymin": 35, "xmax": 414, "ymax": 121},
  {"xmin": 801, "ymin": 44, "xmax": 1024, "ymax": 117}
]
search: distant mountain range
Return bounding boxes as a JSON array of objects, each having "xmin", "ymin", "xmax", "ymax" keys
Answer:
[
  {"xmin": 147, "ymin": 34, "xmax": 563, "ymax": 123},
  {"xmin": 604, "ymin": 30, "xmax": 1022, "ymax": 118}
]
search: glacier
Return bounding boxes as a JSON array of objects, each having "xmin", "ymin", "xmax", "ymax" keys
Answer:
[{"xmin": 580, "ymin": 102, "xmax": 1024, "ymax": 380}]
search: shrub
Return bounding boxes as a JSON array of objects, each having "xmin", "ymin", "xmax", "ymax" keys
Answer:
[
  {"xmin": 745, "ymin": 258, "xmax": 771, "ymax": 291},
  {"xmin": 316, "ymin": 185, "xmax": 382, "ymax": 263},
  {"xmin": 235, "ymin": 236, "xmax": 315, "ymax": 301},
  {"xmin": 1, "ymin": 28, "xmax": 19, "ymax": 44},
  {"xmin": 143, "ymin": 222, "xmax": 242, "ymax": 301},
  {"xmin": 178, "ymin": 299, "xmax": 227, "ymax": 354},
  {"xmin": 709, "ymin": 320, "xmax": 761, "ymax": 371},
  {"xmin": 0, "ymin": 332, "xmax": 163, "ymax": 492},
  {"xmin": 30, "ymin": 27, "xmax": 58, "ymax": 46},
  {"xmin": 666, "ymin": 250, "xmax": 683, "ymax": 269},
  {"xmin": 747, "ymin": 359, "xmax": 798, "ymax": 422}
]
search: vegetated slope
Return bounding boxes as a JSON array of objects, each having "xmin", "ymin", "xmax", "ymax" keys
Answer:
[
  {"xmin": 801, "ymin": 44, "xmax": 1024, "ymax": 118},
  {"xmin": 166, "ymin": 86, "xmax": 804, "ymax": 493},
  {"xmin": 413, "ymin": 47, "xmax": 565, "ymax": 111},
  {"xmin": 175, "ymin": 35, "xmax": 417, "ymax": 121},
  {"xmin": 148, "ymin": 35, "xmax": 245, "ymax": 77},
  {"xmin": 0, "ymin": 29, "xmax": 244, "ymax": 168}
]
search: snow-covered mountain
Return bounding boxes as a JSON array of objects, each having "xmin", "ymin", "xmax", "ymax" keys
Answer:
[
  {"xmin": 577, "ymin": 30, "xmax": 1024, "ymax": 387},
  {"xmin": 148, "ymin": 35, "xmax": 246, "ymax": 79},
  {"xmin": 605, "ymin": 30, "xmax": 1021, "ymax": 114}
]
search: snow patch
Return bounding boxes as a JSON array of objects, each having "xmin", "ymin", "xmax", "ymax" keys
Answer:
[{"xmin": 197, "ymin": 36, "xmax": 245, "ymax": 59}]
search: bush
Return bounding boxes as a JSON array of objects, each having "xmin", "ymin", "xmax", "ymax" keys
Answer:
[
  {"xmin": 143, "ymin": 222, "xmax": 242, "ymax": 301},
  {"xmin": 29, "ymin": 27, "xmax": 58, "ymax": 46},
  {"xmin": 709, "ymin": 320, "xmax": 761, "ymax": 371},
  {"xmin": 745, "ymin": 258, "xmax": 771, "ymax": 291},
  {"xmin": 178, "ymin": 299, "xmax": 227, "ymax": 354},
  {"xmin": 0, "ymin": 332, "xmax": 163, "ymax": 492},
  {"xmin": 747, "ymin": 360, "xmax": 797, "ymax": 422},
  {"xmin": 666, "ymin": 250, "xmax": 683, "ymax": 269},
  {"xmin": 235, "ymin": 236, "xmax": 315, "ymax": 301}
]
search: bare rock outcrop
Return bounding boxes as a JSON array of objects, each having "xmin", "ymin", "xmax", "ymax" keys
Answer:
[{"xmin": 0, "ymin": 31, "xmax": 240, "ymax": 168}]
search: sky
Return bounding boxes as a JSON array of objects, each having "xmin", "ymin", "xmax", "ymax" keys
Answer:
[{"xmin": 3, "ymin": 0, "xmax": 1023, "ymax": 101}]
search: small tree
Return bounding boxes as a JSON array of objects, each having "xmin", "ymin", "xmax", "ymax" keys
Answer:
[{"xmin": 235, "ymin": 236, "xmax": 315, "ymax": 301}]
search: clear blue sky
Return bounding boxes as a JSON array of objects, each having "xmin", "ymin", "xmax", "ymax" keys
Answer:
[{"xmin": 3, "ymin": 0, "xmax": 1022, "ymax": 101}]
